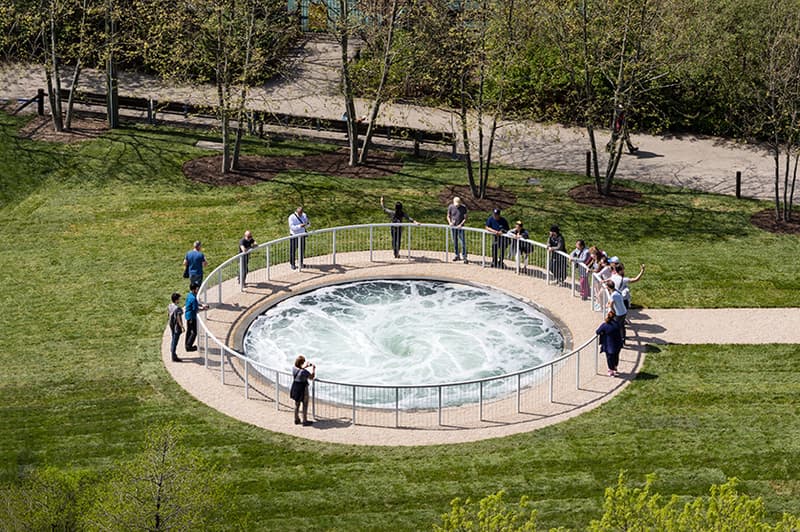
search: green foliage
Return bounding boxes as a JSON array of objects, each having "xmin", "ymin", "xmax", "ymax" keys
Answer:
[
  {"xmin": 82, "ymin": 423, "xmax": 226, "ymax": 531},
  {"xmin": 0, "ymin": 467, "xmax": 87, "ymax": 531},
  {"xmin": 588, "ymin": 472, "xmax": 800, "ymax": 532},
  {"xmin": 435, "ymin": 490, "xmax": 540, "ymax": 532}
]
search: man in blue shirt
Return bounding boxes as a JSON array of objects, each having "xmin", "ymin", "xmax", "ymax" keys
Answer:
[
  {"xmin": 183, "ymin": 241, "xmax": 208, "ymax": 286},
  {"xmin": 485, "ymin": 208, "xmax": 510, "ymax": 268},
  {"xmin": 184, "ymin": 282, "xmax": 208, "ymax": 352}
]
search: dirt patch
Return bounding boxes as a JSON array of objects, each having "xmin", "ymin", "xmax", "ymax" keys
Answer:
[
  {"xmin": 18, "ymin": 115, "xmax": 108, "ymax": 143},
  {"xmin": 438, "ymin": 184, "xmax": 517, "ymax": 212},
  {"xmin": 751, "ymin": 209, "xmax": 800, "ymax": 235},
  {"xmin": 182, "ymin": 149, "xmax": 403, "ymax": 186},
  {"xmin": 568, "ymin": 183, "xmax": 642, "ymax": 207}
]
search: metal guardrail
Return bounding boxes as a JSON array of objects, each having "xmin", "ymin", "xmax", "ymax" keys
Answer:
[{"xmin": 195, "ymin": 223, "xmax": 610, "ymax": 428}]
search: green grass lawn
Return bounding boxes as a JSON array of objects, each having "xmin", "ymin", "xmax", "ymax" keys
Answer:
[{"xmin": 1, "ymin": 112, "xmax": 800, "ymax": 530}]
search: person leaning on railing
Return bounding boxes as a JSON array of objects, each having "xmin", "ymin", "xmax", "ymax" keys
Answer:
[{"xmin": 380, "ymin": 196, "xmax": 418, "ymax": 258}]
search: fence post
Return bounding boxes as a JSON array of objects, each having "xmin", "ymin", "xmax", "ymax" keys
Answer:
[
  {"xmin": 586, "ymin": 151, "xmax": 591, "ymax": 178},
  {"xmin": 406, "ymin": 223, "xmax": 411, "ymax": 258},
  {"xmin": 239, "ymin": 255, "xmax": 245, "ymax": 291},
  {"xmin": 516, "ymin": 374, "xmax": 521, "ymax": 413},
  {"xmin": 576, "ymin": 350, "xmax": 580, "ymax": 389},
  {"xmin": 312, "ymin": 380, "xmax": 316, "ymax": 419},
  {"xmin": 736, "ymin": 171, "xmax": 742, "ymax": 199},
  {"xmin": 147, "ymin": 97, "xmax": 154, "ymax": 125},
  {"xmin": 546, "ymin": 250, "xmax": 552, "ymax": 283},
  {"xmin": 244, "ymin": 359, "xmax": 249, "ymax": 399},
  {"xmin": 479, "ymin": 381, "xmax": 484, "ymax": 422},
  {"xmin": 332, "ymin": 229, "xmax": 337, "ymax": 265},
  {"xmin": 221, "ymin": 348, "xmax": 225, "ymax": 385},
  {"xmin": 570, "ymin": 261, "xmax": 576, "ymax": 297},
  {"xmin": 395, "ymin": 388, "xmax": 399, "ymax": 428},
  {"xmin": 481, "ymin": 232, "xmax": 486, "ymax": 268},
  {"xmin": 438, "ymin": 386, "xmax": 442, "ymax": 426},
  {"xmin": 369, "ymin": 226, "xmax": 374, "ymax": 262},
  {"xmin": 37, "ymin": 89, "xmax": 45, "ymax": 116},
  {"xmin": 266, "ymin": 245, "xmax": 270, "ymax": 281},
  {"xmin": 445, "ymin": 225, "xmax": 449, "ymax": 261},
  {"xmin": 217, "ymin": 269, "xmax": 222, "ymax": 304},
  {"xmin": 352, "ymin": 387, "xmax": 357, "ymax": 425},
  {"xmin": 275, "ymin": 370, "xmax": 280, "ymax": 411},
  {"xmin": 549, "ymin": 364, "xmax": 554, "ymax": 402}
]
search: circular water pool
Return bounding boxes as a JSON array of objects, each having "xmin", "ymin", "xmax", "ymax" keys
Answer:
[{"xmin": 243, "ymin": 279, "xmax": 564, "ymax": 386}]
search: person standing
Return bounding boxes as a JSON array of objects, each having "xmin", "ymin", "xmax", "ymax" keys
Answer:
[
  {"xmin": 485, "ymin": 208, "xmax": 510, "ymax": 268},
  {"xmin": 570, "ymin": 240, "xmax": 591, "ymax": 299},
  {"xmin": 167, "ymin": 292, "xmax": 184, "ymax": 362},
  {"xmin": 547, "ymin": 225, "xmax": 567, "ymax": 283},
  {"xmin": 446, "ymin": 196, "xmax": 468, "ymax": 263},
  {"xmin": 611, "ymin": 262, "xmax": 646, "ymax": 310},
  {"xmin": 290, "ymin": 354, "xmax": 316, "ymax": 426},
  {"xmin": 288, "ymin": 207, "xmax": 310, "ymax": 270},
  {"xmin": 380, "ymin": 196, "xmax": 417, "ymax": 258},
  {"xmin": 605, "ymin": 279, "xmax": 628, "ymax": 344},
  {"xmin": 183, "ymin": 241, "xmax": 208, "ymax": 287},
  {"xmin": 238, "ymin": 230, "xmax": 256, "ymax": 285},
  {"xmin": 507, "ymin": 220, "xmax": 531, "ymax": 267},
  {"xmin": 184, "ymin": 282, "xmax": 208, "ymax": 352},
  {"xmin": 596, "ymin": 310, "xmax": 623, "ymax": 377}
]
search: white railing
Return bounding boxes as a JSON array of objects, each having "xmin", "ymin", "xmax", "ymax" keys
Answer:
[{"xmin": 196, "ymin": 224, "xmax": 611, "ymax": 429}]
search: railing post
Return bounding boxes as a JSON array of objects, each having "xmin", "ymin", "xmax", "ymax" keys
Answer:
[
  {"xmin": 570, "ymin": 261, "xmax": 576, "ymax": 296},
  {"xmin": 438, "ymin": 386, "xmax": 442, "ymax": 426},
  {"xmin": 395, "ymin": 388, "xmax": 399, "ymax": 428},
  {"xmin": 312, "ymin": 380, "xmax": 316, "ymax": 419},
  {"xmin": 479, "ymin": 381, "xmax": 484, "ymax": 421},
  {"xmin": 244, "ymin": 359, "xmax": 249, "ymax": 399},
  {"xmin": 352, "ymin": 387, "xmax": 357, "ymax": 425},
  {"xmin": 515, "ymin": 244, "xmax": 521, "ymax": 274},
  {"xmin": 445, "ymin": 226, "xmax": 449, "ymax": 262},
  {"xmin": 332, "ymin": 229, "xmax": 337, "ymax": 265},
  {"xmin": 275, "ymin": 370, "xmax": 280, "ymax": 411},
  {"xmin": 369, "ymin": 226, "xmax": 374, "ymax": 262},
  {"xmin": 516, "ymin": 374, "xmax": 521, "ymax": 413},
  {"xmin": 217, "ymin": 269, "xmax": 222, "ymax": 304},
  {"xmin": 406, "ymin": 223, "xmax": 411, "ymax": 258},
  {"xmin": 576, "ymin": 350, "xmax": 580, "ymax": 389},
  {"xmin": 549, "ymin": 364, "xmax": 554, "ymax": 402},
  {"xmin": 481, "ymin": 232, "xmax": 486, "ymax": 268},
  {"xmin": 239, "ymin": 255, "xmax": 245, "ymax": 291},
  {"xmin": 221, "ymin": 348, "xmax": 225, "ymax": 385},
  {"xmin": 595, "ymin": 336, "xmax": 600, "ymax": 375},
  {"xmin": 546, "ymin": 249, "xmax": 552, "ymax": 283},
  {"xmin": 266, "ymin": 244, "xmax": 271, "ymax": 281}
]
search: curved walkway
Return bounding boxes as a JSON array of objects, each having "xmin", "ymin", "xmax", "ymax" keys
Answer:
[
  {"xmin": 162, "ymin": 256, "xmax": 644, "ymax": 446},
  {"xmin": 160, "ymin": 251, "xmax": 800, "ymax": 446}
]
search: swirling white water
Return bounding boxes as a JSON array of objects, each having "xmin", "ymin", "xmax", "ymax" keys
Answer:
[{"xmin": 243, "ymin": 279, "xmax": 564, "ymax": 386}]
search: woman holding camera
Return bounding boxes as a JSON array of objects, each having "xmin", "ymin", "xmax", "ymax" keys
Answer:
[{"xmin": 290, "ymin": 355, "xmax": 316, "ymax": 426}]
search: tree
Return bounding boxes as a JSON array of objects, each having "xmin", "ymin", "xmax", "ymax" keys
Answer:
[
  {"xmin": 0, "ymin": 467, "xmax": 85, "ymax": 531},
  {"xmin": 125, "ymin": 0, "xmax": 298, "ymax": 173},
  {"xmin": 434, "ymin": 490, "xmax": 540, "ymax": 532},
  {"xmin": 700, "ymin": 0, "xmax": 800, "ymax": 222},
  {"xmin": 84, "ymin": 423, "xmax": 225, "ymax": 531},
  {"xmin": 542, "ymin": 0, "xmax": 686, "ymax": 195}
]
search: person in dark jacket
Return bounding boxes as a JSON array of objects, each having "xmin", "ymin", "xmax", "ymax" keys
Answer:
[
  {"xmin": 596, "ymin": 310, "xmax": 623, "ymax": 377},
  {"xmin": 290, "ymin": 354, "xmax": 316, "ymax": 426},
  {"xmin": 380, "ymin": 196, "xmax": 418, "ymax": 258}
]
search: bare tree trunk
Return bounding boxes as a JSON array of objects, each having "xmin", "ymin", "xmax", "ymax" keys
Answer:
[
  {"xmin": 358, "ymin": 0, "xmax": 399, "ymax": 164},
  {"xmin": 65, "ymin": 62, "xmax": 81, "ymax": 130},
  {"xmin": 459, "ymin": 73, "xmax": 478, "ymax": 198},
  {"xmin": 46, "ymin": 0, "xmax": 64, "ymax": 132},
  {"xmin": 338, "ymin": 0, "xmax": 358, "ymax": 166},
  {"xmin": 232, "ymin": 1, "xmax": 256, "ymax": 171}
]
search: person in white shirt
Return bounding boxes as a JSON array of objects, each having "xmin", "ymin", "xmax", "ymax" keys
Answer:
[
  {"xmin": 611, "ymin": 262, "xmax": 645, "ymax": 309},
  {"xmin": 288, "ymin": 206, "xmax": 310, "ymax": 270},
  {"xmin": 605, "ymin": 279, "xmax": 628, "ymax": 343}
]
